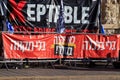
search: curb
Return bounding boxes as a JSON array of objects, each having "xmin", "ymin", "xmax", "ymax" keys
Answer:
[{"xmin": 0, "ymin": 75, "xmax": 120, "ymax": 80}]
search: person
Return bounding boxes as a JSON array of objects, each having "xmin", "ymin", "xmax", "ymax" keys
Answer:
[
  {"xmin": 0, "ymin": 15, "xmax": 4, "ymax": 57},
  {"xmin": 0, "ymin": 15, "xmax": 4, "ymax": 31},
  {"xmin": 91, "ymin": 27, "xmax": 99, "ymax": 33}
]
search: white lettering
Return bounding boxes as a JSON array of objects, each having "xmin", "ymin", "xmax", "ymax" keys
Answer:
[
  {"xmin": 37, "ymin": 4, "xmax": 46, "ymax": 21},
  {"xmin": 47, "ymin": 5, "xmax": 56, "ymax": 22},
  {"xmin": 54, "ymin": 35, "xmax": 76, "ymax": 44},
  {"xmin": 55, "ymin": 45, "xmax": 73, "ymax": 56},
  {"xmin": 74, "ymin": 7, "xmax": 80, "ymax": 24},
  {"xmin": 82, "ymin": 7, "xmax": 90, "ymax": 24},
  {"xmin": 10, "ymin": 41, "xmax": 46, "ymax": 52},
  {"xmin": 64, "ymin": 6, "xmax": 73, "ymax": 23},
  {"xmin": 27, "ymin": 4, "xmax": 36, "ymax": 21},
  {"xmin": 83, "ymin": 41, "xmax": 116, "ymax": 50},
  {"xmin": 26, "ymin": 4, "xmax": 90, "ymax": 24}
]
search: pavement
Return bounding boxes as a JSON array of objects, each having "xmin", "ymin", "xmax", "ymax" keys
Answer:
[{"xmin": 0, "ymin": 65, "xmax": 120, "ymax": 80}]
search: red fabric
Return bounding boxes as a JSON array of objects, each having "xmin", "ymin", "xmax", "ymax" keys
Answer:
[
  {"xmin": 2, "ymin": 33, "xmax": 119, "ymax": 59},
  {"xmin": 83, "ymin": 34, "xmax": 119, "ymax": 58},
  {"xmin": 9, "ymin": 0, "xmax": 26, "ymax": 23}
]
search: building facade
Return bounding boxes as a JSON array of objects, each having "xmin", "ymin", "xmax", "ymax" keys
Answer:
[{"xmin": 101, "ymin": 0, "xmax": 120, "ymax": 34}]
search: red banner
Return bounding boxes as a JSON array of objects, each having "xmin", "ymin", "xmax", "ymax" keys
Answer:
[
  {"xmin": 2, "ymin": 33, "xmax": 119, "ymax": 59},
  {"xmin": 83, "ymin": 34, "xmax": 119, "ymax": 58}
]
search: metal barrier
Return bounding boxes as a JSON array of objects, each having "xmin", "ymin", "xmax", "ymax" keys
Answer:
[{"xmin": 0, "ymin": 31, "xmax": 119, "ymax": 69}]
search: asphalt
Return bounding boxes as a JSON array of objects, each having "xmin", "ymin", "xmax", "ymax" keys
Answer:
[{"xmin": 0, "ymin": 65, "xmax": 120, "ymax": 80}]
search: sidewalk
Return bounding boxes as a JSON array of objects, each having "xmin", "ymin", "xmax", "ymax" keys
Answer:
[{"xmin": 0, "ymin": 68, "xmax": 120, "ymax": 80}]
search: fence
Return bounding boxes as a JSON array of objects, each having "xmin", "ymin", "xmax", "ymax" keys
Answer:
[{"xmin": 0, "ymin": 32, "xmax": 120, "ymax": 69}]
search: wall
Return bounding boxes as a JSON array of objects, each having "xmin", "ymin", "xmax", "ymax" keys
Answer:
[{"xmin": 101, "ymin": 0, "xmax": 120, "ymax": 34}]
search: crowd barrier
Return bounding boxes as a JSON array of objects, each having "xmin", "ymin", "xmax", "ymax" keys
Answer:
[{"xmin": 0, "ymin": 32, "xmax": 120, "ymax": 69}]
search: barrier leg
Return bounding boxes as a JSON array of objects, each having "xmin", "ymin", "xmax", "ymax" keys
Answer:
[{"xmin": 4, "ymin": 62, "xmax": 9, "ymax": 70}]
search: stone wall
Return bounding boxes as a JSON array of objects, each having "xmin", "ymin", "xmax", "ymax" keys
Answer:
[{"xmin": 101, "ymin": 0, "xmax": 120, "ymax": 34}]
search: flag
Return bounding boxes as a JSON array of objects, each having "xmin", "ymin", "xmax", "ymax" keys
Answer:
[
  {"xmin": 56, "ymin": 0, "xmax": 65, "ymax": 33},
  {"xmin": 6, "ymin": 20, "xmax": 14, "ymax": 33},
  {"xmin": 100, "ymin": 24, "xmax": 105, "ymax": 34},
  {"xmin": 98, "ymin": 0, "xmax": 105, "ymax": 34}
]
